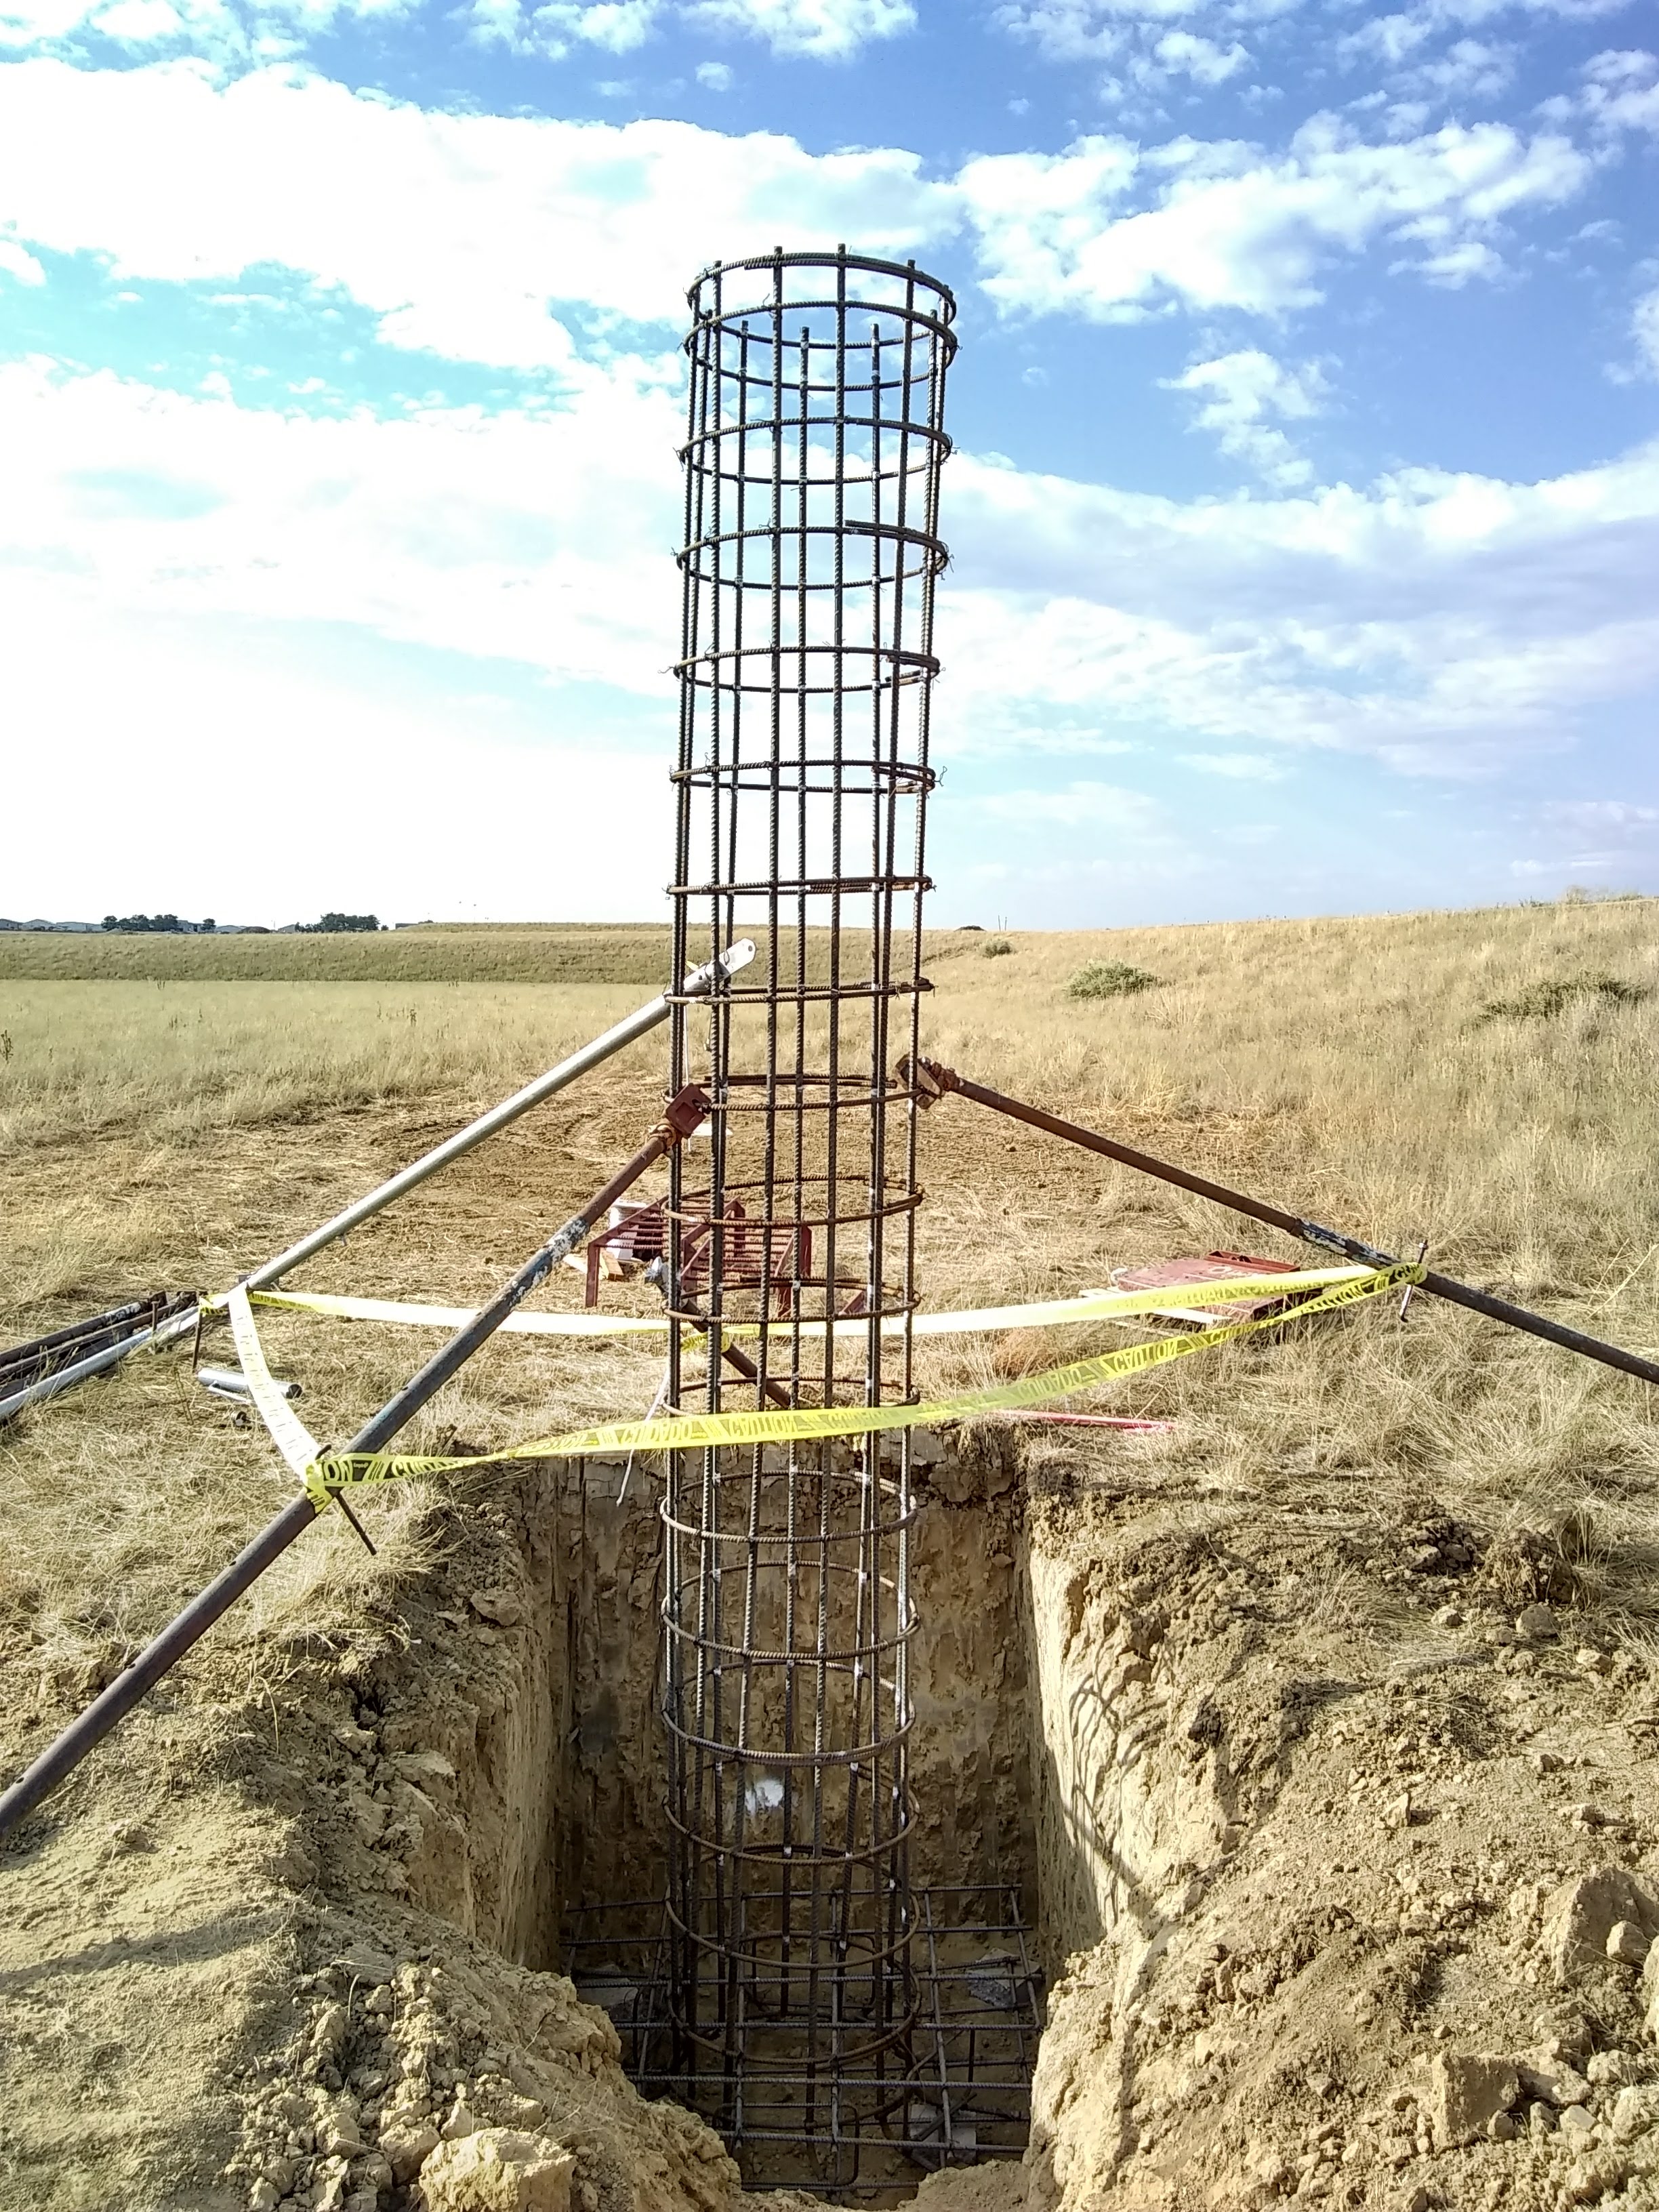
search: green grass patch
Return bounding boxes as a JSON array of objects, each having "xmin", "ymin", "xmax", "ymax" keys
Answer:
[
  {"xmin": 1067, "ymin": 960, "xmax": 1162, "ymax": 1000},
  {"xmin": 1479, "ymin": 974, "xmax": 1649, "ymax": 1022}
]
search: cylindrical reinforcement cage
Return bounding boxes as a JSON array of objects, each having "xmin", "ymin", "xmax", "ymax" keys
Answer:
[{"xmin": 659, "ymin": 247, "xmax": 956, "ymax": 2179}]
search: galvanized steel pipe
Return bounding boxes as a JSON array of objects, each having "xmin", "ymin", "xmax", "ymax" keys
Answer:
[
  {"xmin": 0, "ymin": 1305, "xmax": 201, "ymax": 1429},
  {"xmin": 242, "ymin": 939, "xmax": 755, "ymax": 1292},
  {"xmin": 0, "ymin": 1089, "xmax": 712, "ymax": 1844}
]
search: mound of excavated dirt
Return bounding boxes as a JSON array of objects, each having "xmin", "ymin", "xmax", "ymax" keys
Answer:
[
  {"xmin": 1004, "ymin": 1484, "xmax": 1659, "ymax": 2212},
  {"xmin": 220, "ymin": 1913, "xmax": 743, "ymax": 2212},
  {"xmin": 7, "ymin": 1442, "xmax": 1659, "ymax": 2212}
]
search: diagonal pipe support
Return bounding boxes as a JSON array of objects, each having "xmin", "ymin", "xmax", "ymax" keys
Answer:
[
  {"xmin": 0, "ymin": 1087, "xmax": 712, "ymax": 1845},
  {"xmin": 905, "ymin": 1056, "xmax": 1659, "ymax": 1391}
]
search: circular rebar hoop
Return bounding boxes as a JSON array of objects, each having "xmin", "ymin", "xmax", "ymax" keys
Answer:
[{"xmin": 661, "ymin": 246, "xmax": 954, "ymax": 2164}]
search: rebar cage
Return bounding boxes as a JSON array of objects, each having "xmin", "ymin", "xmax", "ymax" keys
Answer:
[{"xmin": 661, "ymin": 247, "xmax": 956, "ymax": 2181}]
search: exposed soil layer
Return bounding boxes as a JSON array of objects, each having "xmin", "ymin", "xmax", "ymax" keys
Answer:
[{"xmin": 8, "ymin": 1431, "xmax": 1659, "ymax": 2212}]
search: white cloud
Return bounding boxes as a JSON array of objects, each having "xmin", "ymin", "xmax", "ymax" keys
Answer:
[
  {"xmin": 1636, "ymin": 288, "xmax": 1659, "ymax": 375},
  {"xmin": 959, "ymin": 779, "xmax": 1212, "ymax": 905},
  {"xmin": 21, "ymin": 339, "xmax": 1659, "ymax": 805},
  {"xmin": 1541, "ymin": 798, "xmax": 1658, "ymax": 831},
  {"xmin": 1336, "ymin": 8, "xmax": 1533, "ymax": 85},
  {"xmin": 1412, "ymin": 236, "xmax": 1506, "ymax": 282},
  {"xmin": 1179, "ymin": 750, "xmax": 1286, "ymax": 776},
  {"xmin": 994, "ymin": 0, "xmax": 1143, "ymax": 65},
  {"xmin": 0, "ymin": 60, "xmax": 1654, "ymax": 827},
  {"xmin": 993, "ymin": 0, "xmax": 1258, "ymax": 99},
  {"xmin": 1508, "ymin": 853, "xmax": 1622, "ymax": 877},
  {"xmin": 0, "ymin": 234, "xmax": 47, "ymax": 283},
  {"xmin": 530, "ymin": 0, "xmax": 660, "ymax": 53},
  {"xmin": 0, "ymin": 62, "xmax": 1603, "ymax": 353},
  {"xmin": 1409, "ymin": 35, "xmax": 1515, "ymax": 96},
  {"xmin": 956, "ymin": 134, "xmax": 1140, "ymax": 304},
  {"xmin": 958, "ymin": 116, "xmax": 1589, "ymax": 317},
  {"xmin": 994, "ymin": 0, "xmax": 1279, "ymax": 62},
  {"xmin": 1, "ymin": 0, "xmax": 411, "ymax": 59},
  {"xmin": 4, "ymin": 346, "xmax": 1658, "ymax": 917},
  {"xmin": 1577, "ymin": 46, "xmax": 1659, "ymax": 134},
  {"xmin": 979, "ymin": 781, "xmax": 1168, "ymax": 830},
  {"xmin": 0, "ymin": 0, "xmax": 108, "ymax": 36},
  {"xmin": 1, "ymin": 583, "xmax": 668, "ymax": 922},
  {"xmin": 686, "ymin": 0, "xmax": 913, "ymax": 58},
  {"xmin": 1162, "ymin": 346, "xmax": 1327, "ymax": 484},
  {"xmin": 937, "ymin": 438, "xmax": 1659, "ymax": 771},
  {"xmin": 0, "ymin": 356, "xmax": 683, "ymax": 685},
  {"xmin": 4, "ymin": 0, "xmax": 907, "ymax": 58},
  {"xmin": 94, "ymin": 0, "xmax": 188, "ymax": 35},
  {"xmin": 0, "ymin": 61, "xmax": 953, "ymax": 364},
  {"xmin": 695, "ymin": 54, "xmax": 732, "ymax": 81},
  {"xmin": 464, "ymin": 0, "xmax": 914, "ymax": 52},
  {"xmin": 1143, "ymin": 27, "xmax": 1248, "ymax": 83},
  {"xmin": 997, "ymin": 0, "xmax": 1629, "ymax": 110},
  {"xmin": 1339, "ymin": 11, "xmax": 1435, "ymax": 67},
  {"xmin": 1509, "ymin": 795, "xmax": 1659, "ymax": 884}
]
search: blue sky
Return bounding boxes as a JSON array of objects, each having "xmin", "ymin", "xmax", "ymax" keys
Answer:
[{"xmin": 1, "ymin": 0, "xmax": 1656, "ymax": 926}]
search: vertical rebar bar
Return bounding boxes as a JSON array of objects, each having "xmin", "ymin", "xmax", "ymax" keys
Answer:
[{"xmin": 661, "ymin": 246, "xmax": 955, "ymax": 2182}]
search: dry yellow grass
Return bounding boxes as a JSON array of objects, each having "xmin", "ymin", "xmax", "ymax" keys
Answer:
[
  {"xmin": 0, "ymin": 923, "xmax": 673, "ymax": 984},
  {"xmin": 3, "ymin": 895, "xmax": 1658, "ymax": 1700},
  {"xmin": 0, "ymin": 977, "xmax": 662, "ymax": 1153}
]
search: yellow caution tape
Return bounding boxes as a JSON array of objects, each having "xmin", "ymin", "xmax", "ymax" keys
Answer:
[
  {"xmin": 295, "ymin": 1265, "xmax": 1422, "ymax": 1512},
  {"xmin": 239, "ymin": 1263, "xmax": 1373, "ymax": 1342}
]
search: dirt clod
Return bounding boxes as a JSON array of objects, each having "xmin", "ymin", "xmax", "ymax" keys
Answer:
[
  {"xmin": 419, "ymin": 2127, "xmax": 577, "ymax": 2211},
  {"xmin": 1427, "ymin": 2052, "xmax": 1518, "ymax": 2146},
  {"xmin": 1544, "ymin": 1866, "xmax": 1659, "ymax": 1980}
]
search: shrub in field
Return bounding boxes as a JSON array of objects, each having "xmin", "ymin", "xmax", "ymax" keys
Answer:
[
  {"xmin": 982, "ymin": 937, "xmax": 1014, "ymax": 958},
  {"xmin": 1067, "ymin": 960, "xmax": 1160, "ymax": 1000},
  {"xmin": 1480, "ymin": 974, "xmax": 1648, "ymax": 1021}
]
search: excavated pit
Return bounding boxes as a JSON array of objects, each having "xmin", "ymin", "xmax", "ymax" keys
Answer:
[
  {"xmin": 160, "ymin": 1429, "xmax": 1659, "ymax": 2212},
  {"xmin": 554, "ymin": 1431, "xmax": 1042, "ymax": 2201},
  {"xmin": 348, "ymin": 1427, "xmax": 1256, "ymax": 2207},
  {"xmin": 540, "ymin": 1430, "xmax": 1045, "ymax": 2201}
]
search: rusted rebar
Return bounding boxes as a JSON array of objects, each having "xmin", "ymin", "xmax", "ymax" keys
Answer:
[{"xmin": 660, "ymin": 246, "xmax": 956, "ymax": 2182}]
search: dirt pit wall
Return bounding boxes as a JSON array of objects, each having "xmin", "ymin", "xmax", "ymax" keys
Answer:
[
  {"xmin": 203, "ymin": 1439, "xmax": 1043, "ymax": 2212},
  {"xmin": 227, "ymin": 1448, "xmax": 1659, "ymax": 2212},
  {"xmin": 1011, "ymin": 1485, "xmax": 1659, "ymax": 2212},
  {"xmin": 557, "ymin": 1435, "xmax": 1038, "ymax": 1929}
]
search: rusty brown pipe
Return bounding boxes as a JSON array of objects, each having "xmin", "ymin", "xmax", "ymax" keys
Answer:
[{"xmin": 905, "ymin": 1057, "xmax": 1659, "ymax": 1392}]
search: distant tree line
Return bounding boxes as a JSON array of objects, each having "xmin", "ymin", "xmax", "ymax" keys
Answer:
[
  {"xmin": 102, "ymin": 914, "xmax": 216, "ymax": 933},
  {"xmin": 97, "ymin": 912, "xmax": 382, "ymax": 934}
]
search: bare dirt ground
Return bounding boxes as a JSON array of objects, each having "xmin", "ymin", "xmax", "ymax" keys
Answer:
[{"xmin": 3, "ymin": 902, "xmax": 1659, "ymax": 2212}]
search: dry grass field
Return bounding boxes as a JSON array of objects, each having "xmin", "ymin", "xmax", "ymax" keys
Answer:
[
  {"xmin": 0, "ymin": 924, "xmax": 674, "ymax": 986},
  {"xmin": 4, "ymin": 895, "xmax": 1659, "ymax": 2212},
  {"xmin": 4, "ymin": 894, "xmax": 1658, "ymax": 1718}
]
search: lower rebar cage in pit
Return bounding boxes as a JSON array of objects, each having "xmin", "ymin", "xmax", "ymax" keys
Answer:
[{"xmin": 563, "ymin": 1886, "xmax": 1042, "ymax": 2198}]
